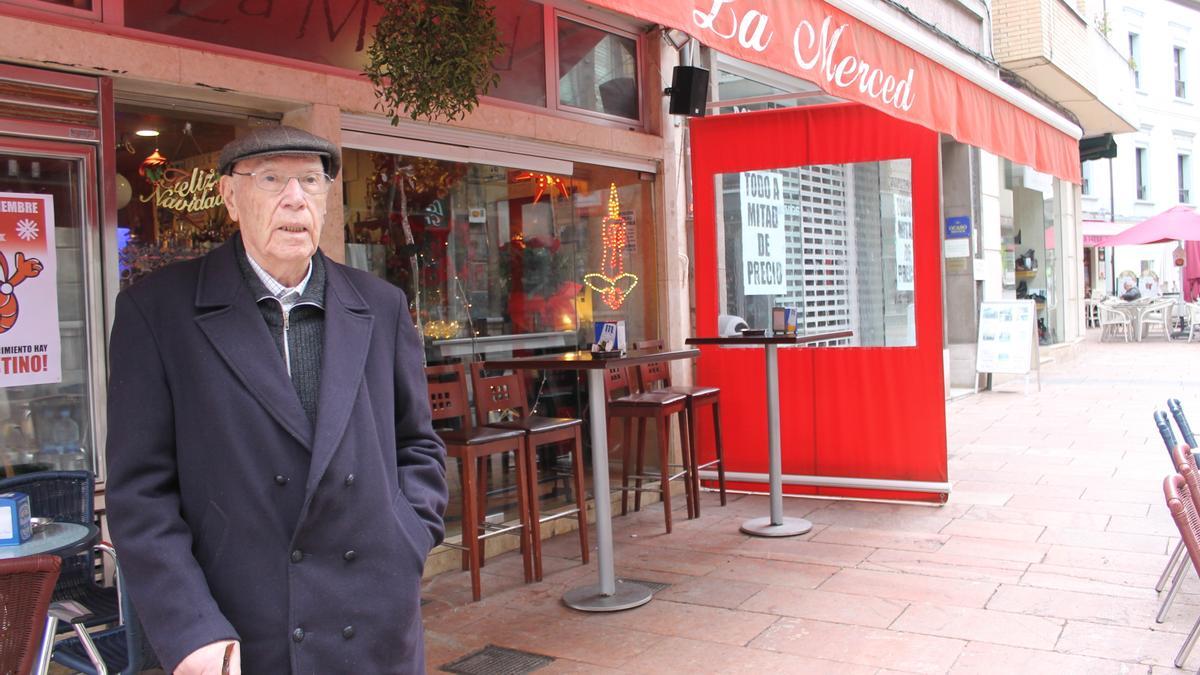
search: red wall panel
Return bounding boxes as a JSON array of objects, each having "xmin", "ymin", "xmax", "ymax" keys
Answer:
[{"xmin": 689, "ymin": 104, "xmax": 946, "ymax": 503}]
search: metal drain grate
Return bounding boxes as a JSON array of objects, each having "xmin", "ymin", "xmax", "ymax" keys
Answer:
[
  {"xmin": 440, "ymin": 645, "xmax": 554, "ymax": 674},
  {"xmin": 624, "ymin": 578, "xmax": 671, "ymax": 593}
]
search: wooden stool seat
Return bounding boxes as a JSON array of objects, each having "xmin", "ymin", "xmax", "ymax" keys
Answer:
[
  {"xmin": 634, "ymin": 339, "xmax": 728, "ymax": 518},
  {"xmin": 611, "ymin": 391, "xmax": 687, "ymax": 407},
  {"xmin": 489, "ymin": 415, "xmax": 583, "ymax": 434},
  {"xmin": 426, "ymin": 363, "xmax": 534, "ymax": 602},
  {"xmin": 471, "ymin": 362, "xmax": 590, "ymax": 581},
  {"xmin": 437, "ymin": 426, "xmax": 526, "ymax": 446},
  {"xmin": 606, "ymin": 366, "xmax": 694, "ymax": 533}
]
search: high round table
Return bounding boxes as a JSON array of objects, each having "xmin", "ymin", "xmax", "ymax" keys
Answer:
[
  {"xmin": 686, "ymin": 331, "xmax": 853, "ymax": 537},
  {"xmin": 0, "ymin": 521, "xmax": 98, "ymax": 559},
  {"xmin": 484, "ymin": 347, "xmax": 700, "ymax": 612}
]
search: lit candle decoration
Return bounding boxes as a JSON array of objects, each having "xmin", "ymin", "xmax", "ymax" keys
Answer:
[{"xmin": 583, "ymin": 183, "xmax": 639, "ymax": 310}]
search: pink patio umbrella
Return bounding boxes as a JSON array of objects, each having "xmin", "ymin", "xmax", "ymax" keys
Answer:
[{"xmin": 1095, "ymin": 206, "xmax": 1200, "ymax": 301}]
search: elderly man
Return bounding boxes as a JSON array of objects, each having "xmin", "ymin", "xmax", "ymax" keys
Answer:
[{"xmin": 106, "ymin": 125, "xmax": 447, "ymax": 674}]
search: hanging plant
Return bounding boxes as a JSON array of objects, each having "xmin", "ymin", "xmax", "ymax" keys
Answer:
[{"xmin": 365, "ymin": 0, "xmax": 504, "ymax": 123}]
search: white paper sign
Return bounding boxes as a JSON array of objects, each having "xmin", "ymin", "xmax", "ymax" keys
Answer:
[
  {"xmin": 740, "ymin": 171, "xmax": 786, "ymax": 296},
  {"xmin": 893, "ymin": 194, "xmax": 914, "ymax": 291},
  {"xmin": 0, "ymin": 192, "xmax": 60, "ymax": 387},
  {"xmin": 976, "ymin": 300, "xmax": 1037, "ymax": 375}
]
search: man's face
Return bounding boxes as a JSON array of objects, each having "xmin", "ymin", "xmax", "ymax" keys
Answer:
[{"xmin": 219, "ymin": 154, "xmax": 327, "ymax": 277}]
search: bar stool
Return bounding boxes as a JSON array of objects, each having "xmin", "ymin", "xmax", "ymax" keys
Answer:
[
  {"xmin": 633, "ymin": 339, "xmax": 727, "ymax": 517},
  {"xmin": 425, "ymin": 363, "xmax": 532, "ymax": 601},
  {"xmin": 470, "ymin": 362, "xmax": 589, "ymax": 580},
  {"xmin": 606, "ymin": 366, "xmax": 693, "ymax": 533}
]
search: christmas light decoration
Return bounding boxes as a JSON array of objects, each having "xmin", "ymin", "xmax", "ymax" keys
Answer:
[
  {"xmin": 513, "ymin": 172, "xmax": 570, "ymax": 202},
  {"xmin": 583, "ymin": 183, "xmax": 639, "ymax": 310},
  {"xmin": 138, "ymin": 149, "xmax": 169, "ymax": 184}
]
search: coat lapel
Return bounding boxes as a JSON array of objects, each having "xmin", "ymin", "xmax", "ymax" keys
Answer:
[
  {"xmin": 303, "ymin": 259, "xmax": 373, "ymax": 494},
  {"xmin": 193, "ymin": 239, "xmax": 313, "ymax": 450}
]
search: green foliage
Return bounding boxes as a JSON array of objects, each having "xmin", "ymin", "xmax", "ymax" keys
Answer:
[{"xmin": 365, "ymin": 0, "xmax": 504, "ymax": 123}]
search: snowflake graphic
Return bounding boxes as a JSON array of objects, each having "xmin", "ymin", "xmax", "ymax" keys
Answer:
[{"xmin": 15, "ymin": 219, "xmax": 38, "ymax": 241}]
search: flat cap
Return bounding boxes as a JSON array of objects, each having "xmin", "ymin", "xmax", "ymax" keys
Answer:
[{"xmin": 217, "ymin": 125, "xmax": 341, "ymax": 178}]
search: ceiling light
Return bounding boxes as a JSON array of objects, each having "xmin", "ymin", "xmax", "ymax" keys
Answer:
[{"xmin": 135, "ymin": 129, "xmax": 160, "ymax": 137}]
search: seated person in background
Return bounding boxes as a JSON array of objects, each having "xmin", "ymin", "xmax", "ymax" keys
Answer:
[{"xmin": 1121, "ymin": 279, "xmax": 1142, "ymax": 302}]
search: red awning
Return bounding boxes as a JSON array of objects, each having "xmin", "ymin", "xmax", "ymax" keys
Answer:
[
  {"xmin": 591, "ymin": 0, "xmax": 1082, "ymax": 184},
  {"xmin": 1082, "ymin": 219, "xmax": 1128, "ymax": 246}
]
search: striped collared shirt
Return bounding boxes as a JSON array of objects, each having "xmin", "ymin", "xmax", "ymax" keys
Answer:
[{"xmin": 244, "ymin": 251, "xmax": 314, "ymax": 312}]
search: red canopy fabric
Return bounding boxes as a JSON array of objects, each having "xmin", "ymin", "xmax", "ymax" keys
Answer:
[
  {"xmin": 1095, "ymin": 206, "xmax": 1200, "ymax": 246},
  {"xmin": 585, "ymin": 0, "xmax": 1081, "ymax": 183}
]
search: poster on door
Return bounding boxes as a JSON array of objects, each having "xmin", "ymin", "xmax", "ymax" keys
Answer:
[
  {"xmin": 740, "ymin": 170, "xmax": 786, "ymax": 296},
  {"xmin": 0, "ymin": 193, "xmax": 59, "ymax": 387},
  {"xmin": 894, "ymin": 194, "xmax": 915, "ymax": 291}
]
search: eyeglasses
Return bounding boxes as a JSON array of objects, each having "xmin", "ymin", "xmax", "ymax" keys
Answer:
[{"xmin": 231, "ymin": 170, "xmax": 333, "ymax": 195}]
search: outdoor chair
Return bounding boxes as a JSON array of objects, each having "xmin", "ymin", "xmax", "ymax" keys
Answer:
[
  {"xmin": 1161, "ymin": 472, "xmax": 1200, "ymax": 667},
  {"xmin": 1154, "ymin": 413, "xmax": 1186, "ymax": 598},
  {"xmin": 1157, "ymin": 444, "xmax": 1200, "ymax": 624},
  {"xmin": 1171, "ymin": 399, "xmax": 1198, "ymax": 449},
  {"xmin": 1098, "ymin": 303, "xmax": 1132, "ymax": 342},
  {"xmin": 425, "ymin": 363, "xmax": 533, "ymax": 601},
  {"xmin": 0, "ymin": 554, "xmax": 60, "ymax": 675},
  {"xmin": 0, "ymin": 471, "xmax": 118, "ymax": 631},
  {"xmin": 1141, "ymin": 299, "xmax": 1175, "ymax": 341},
  {"xmin": 49, "ymin": 543, "xmax": 160, "ymax": 675},
  {"xmin": 470, "ymin": 361, "xmax": 588, "ymax": 581},
  {"xmin": 1188, "ymin": 303, "xmax": 1200, "ymax": 343},
  {"xmin": 605, "ymin": 365, "xmax": 693, "ymax": 533},
  {"xmin": 632, "ymin": 339, "xmax": 727, "ymax": 517}
]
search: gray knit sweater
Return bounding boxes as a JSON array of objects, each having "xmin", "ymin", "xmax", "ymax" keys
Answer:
[{"xmin": 235, "ymin": 237, "xmax": 325, "ymax": 426}]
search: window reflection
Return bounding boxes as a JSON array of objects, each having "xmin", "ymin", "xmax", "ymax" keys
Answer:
[
  {"xmin": 557, "ymin": 18, "xmax": 639, "ymax": 120},
  {"xmin": 717, "ymin": 160, "xmax": 916, "ymax": 347},
  {"xmin": 492, "ymin": 0, "xmax": 547, "ymax": 107}
]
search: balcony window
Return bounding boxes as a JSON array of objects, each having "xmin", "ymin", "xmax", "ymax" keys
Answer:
[
  {"xmin": 1081, "ymin": 161, "xmax": 1093, "ymax": 196},
  {"xmin": 1130, "ymin": 33, "xmax": 1142, "ymax": 89},
  {"xmin": 1176, "ymin": 46, "xmax": 1188, "ymax": 98},
  {"xmin": 1136, "ymin": 147, "xmax": 1149, "ymax": 201},
  {"xmin": 1180, "ymin": 154, "xmax": 1192, "ymax": 204}
]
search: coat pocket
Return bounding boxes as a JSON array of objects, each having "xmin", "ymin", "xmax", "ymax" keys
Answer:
[
  {"xmin": 391, "ymin": 489, "xmax": 434, "ymax": 564},
  {"xmin": 194, "ymin": 500, "xmax": 229, "ymax": 569}
]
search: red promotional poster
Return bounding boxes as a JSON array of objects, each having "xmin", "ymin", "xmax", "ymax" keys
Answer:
[{"xmin": 0, "ymin": 193, "xmax": 58, "ymax": 387}]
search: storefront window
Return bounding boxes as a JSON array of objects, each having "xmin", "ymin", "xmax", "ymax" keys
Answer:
[
  {"xmin": 114, "ymin": 106, "xmax": 252, "ymax": 288},
  {"xmin": 557, "ymin": 18, "xmax": 639, "ymax": 120},
  {"xmin": 716, "ymin": 160, "xmax": 916, "ymax": 347},
  {"xmin": 1001, "ymin": 160, "xmax": 1061, "ymax": 345},
  {"xmin": 342, "ymin": 149, "xmax": 659, "ymax": 540},
  {"xmin": 0, "ymin": 151, "xmax": 96, "ymax": 476}
]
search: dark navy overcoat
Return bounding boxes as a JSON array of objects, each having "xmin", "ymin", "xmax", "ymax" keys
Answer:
[{"xmin": 105, "ymin": 238, "xmax": 447, "ymax": 674}]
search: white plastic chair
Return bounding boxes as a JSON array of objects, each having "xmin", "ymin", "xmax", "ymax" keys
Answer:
[
  {"xmin": 1098, "ymin": 303, "xmax": 1132, "ymax": 342},
  {"xmin": 1188, "ymin": 303, "xmax": 1200, "ymax": 343},
  {"xmin": 1142, "ymin": 299, "xmax": 1175, "ymax": 341}
]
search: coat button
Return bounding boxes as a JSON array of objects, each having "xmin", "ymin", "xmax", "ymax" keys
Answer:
[
  {"xmin": 343, "ymin": 550, "xmax": 357, "ymax": 562},
  {"xmin": 274, "ymin": 474, "xmax": 289, "ymax": 486},
  {"xmin": 290, "ymin": 550, "xmax": 303, "ymax": 563},
  {"xmin": 342, "ymin": 625, "xmax": 355, "ymax": 639},
  {"xmin": 292, "ymin": 628, "xmax": 305, "ymax": 643},
  {"xmin": 344, "ymin": 474, "xmax": 356, "ymax": 486}
]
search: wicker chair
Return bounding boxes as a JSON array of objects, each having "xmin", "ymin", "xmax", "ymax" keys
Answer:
[
  {"xmin": 1162, "ymin": 472, "xmax": 1200, "ymax": 667},
  {"xmin": 0, "ymin": 554, "xmax": 60, "ymax": 675},
  {"xmin": 1158, "ymin": 445, "xmax": 1200, "ymax": 624},
  {"xmin": 0, "ymin": 471, "xmax": 117, "ymax": 632}
]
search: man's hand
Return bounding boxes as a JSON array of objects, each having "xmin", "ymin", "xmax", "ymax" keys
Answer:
[{"xmin": 174, "ymin": 640, "xmax": 240, "ymax": 675}]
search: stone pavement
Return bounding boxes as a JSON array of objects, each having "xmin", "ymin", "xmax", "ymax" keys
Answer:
[{"xmin": 421, "ymin": 331, "xmax": 1200, "ymax": 674}]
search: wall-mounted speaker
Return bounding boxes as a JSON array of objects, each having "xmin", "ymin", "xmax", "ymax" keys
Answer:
[{"xmin": 667, "ymin": 65, "xmax": 710, "ymax": 117}]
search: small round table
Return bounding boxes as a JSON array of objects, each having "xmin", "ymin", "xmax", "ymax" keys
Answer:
[{"xmin": 0, "ymin": 522, "xmax": 99, "ymax": 559}]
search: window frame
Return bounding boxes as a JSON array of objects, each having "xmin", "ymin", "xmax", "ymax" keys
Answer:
[
  {"xmin": 1081, "ymin": 161, "xmax": 1093, "ymax": 197},
  {"xmin": 1179, "ymin": 153, "xmax": 1192, "ymax": 204},
  {"xmin": 1129, "ymin": 32, "xmax": 1142, "ymax": 91},
  {"xmin": 549, "ymin": 8, "xmax": 645, "ymax": 126},
  {"xmin": 1135, "ymin": 146, "xmax": 1150, "ymax": 201},
  {"xmin": 1175, "ymin": 45, "xmax": 1188, "ymax": 99},
  {"xmin": 0, "ymin": 0, "xmax": 105, "ymax": 21}
]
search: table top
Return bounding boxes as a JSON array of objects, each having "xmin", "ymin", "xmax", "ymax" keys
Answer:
[
  {"xmin": 687, "ymin": 330, "xmax": 854, "ymax": 346},
  {"xmin": 484, "ymin": 347, "xmax": 700, "ymax": 371},
  {"xmin": 0, "ymin": 522, "xmax": 98, "ymax": 559}
]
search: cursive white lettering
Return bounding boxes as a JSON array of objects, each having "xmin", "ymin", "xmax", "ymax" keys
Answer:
[
  {"xmin": 791, "ymin": 15, "xmax": 918, "ymax": 112},
  {"xmin": 693, "ymin": 0, "xmax": 736, "ymax": 40},
  {"xmin": 737, "ymin": 9, "xmax": 773, "ymax": 52}
]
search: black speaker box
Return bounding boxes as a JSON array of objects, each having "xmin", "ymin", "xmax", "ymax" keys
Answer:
[{"xmin": 668, "ymin": 65, "xmax": 709, "ymax": 117}]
